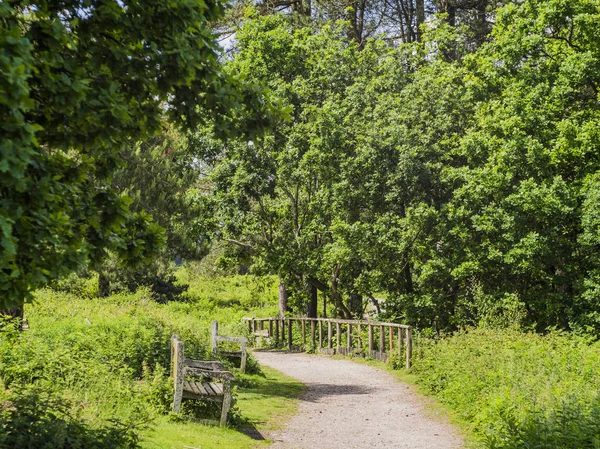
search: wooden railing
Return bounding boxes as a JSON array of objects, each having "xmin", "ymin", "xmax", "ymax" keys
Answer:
[{"xmin": 243, "ymin": 317, "xmax": 413, "ymax": 369}]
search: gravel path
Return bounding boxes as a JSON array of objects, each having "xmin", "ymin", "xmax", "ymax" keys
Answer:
[{"xmin": 253, "ymin": 351, "xmax": 464, "ymax": 449}]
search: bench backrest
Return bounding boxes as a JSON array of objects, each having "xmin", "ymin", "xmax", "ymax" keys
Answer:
[{"xmin": 211, "ymin": 321, "xmax": 248, "ymax": 352}]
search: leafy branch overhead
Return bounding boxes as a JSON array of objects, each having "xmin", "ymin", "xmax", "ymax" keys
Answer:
[{"xmin": 0, "ymin": 0, "xmax": 278, "ymax": 308}]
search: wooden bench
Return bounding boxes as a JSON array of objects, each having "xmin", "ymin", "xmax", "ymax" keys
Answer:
[
  {"xmin": 211, "ymin": 320, "xmax": 248, "ymax": 373},
  {"xmin": 171, "ymin": 335, "xmax": 234, "ymax": 426}
]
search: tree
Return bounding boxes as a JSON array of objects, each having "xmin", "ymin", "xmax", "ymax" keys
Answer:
[
  {"xmin": 202, "ymin": 14, "xmax": 415, "ymax": 318},
  {"xmin": 0, "ymin": 0, "xmax": 271, "ymax": 310}
]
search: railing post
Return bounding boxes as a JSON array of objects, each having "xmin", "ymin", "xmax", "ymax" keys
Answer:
[
  {"xmin": 275, "ymin": 319, "xmax": 280, "ymax": 347},
  {"xmin": 327, "ymin": 321, "xmax": 332, "ymax": 351},
  {"xmin": 388, "ymin": 326, "xmax": 394, "ymax": 352},
  {"xmin": 347, "ymin": 323, "xmax": 352, "ymax": 351},
  {"xmin": 368, "ymin": 324, "xmax": 373, "ymax": 356},
  {"xmin": 288, "ymin": 318, "xmax": 293, "ymax": 351},
  {"xmin": 269, "ymin": 319, "xmax": 273, "ymax": 339},
  {"xmin": 406, "ymin": 327, "xmax": 413, "ymax": 370},
  {"xmin": 379, "ymin": 325, "xmax": 385, "ymax": 357},
  {"xmin": 253, "ymin": 319, "xmax": 257, "ymax": 333},
  {"xmin": 318, "ymin": 320, "xmax": 322, "ymax": 350},
  {"xmin": 302, "ymin": 320, "xmax": 306, "ymax": 347},
  {"xmin": 398, "ymin": 327, "xmax": 403, "ymax": 360},
  {"xmin": 336, "ymin": 322, "xmax": 341, "ymax": 352},
  {"xmin": 311, "ymin": 320, "xmax": 316, "ymax": 348},
  {"xmin": 357, "ymin": 323, "xmax": 361, "ymax": 351},
  {"xmin": 248, "ymin": 319, "xmax": 252, "ymax": 334}
]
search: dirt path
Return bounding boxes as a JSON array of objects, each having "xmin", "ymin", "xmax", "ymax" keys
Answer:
[{"xmin": 253, "ymin": 351, "xmax": 464, "ymax": 449}]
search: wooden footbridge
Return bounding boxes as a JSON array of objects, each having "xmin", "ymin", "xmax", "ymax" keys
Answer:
[{"xmin": 244, "ymin": 317, "xmax": 413, "ymax": 369}]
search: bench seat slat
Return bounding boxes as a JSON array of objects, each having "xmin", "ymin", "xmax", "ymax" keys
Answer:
[
  {"xmin": 210, "ymin": 382, "xmax": 223, "ymax": 395},
  {"xmin": 204, "ymin": 383, "xmax": 216, "ymax": 395}
]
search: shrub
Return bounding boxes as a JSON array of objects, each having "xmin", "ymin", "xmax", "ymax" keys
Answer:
[{"xmin": 413, "ymin": 329, "xmax": 600, "ymax": 448}]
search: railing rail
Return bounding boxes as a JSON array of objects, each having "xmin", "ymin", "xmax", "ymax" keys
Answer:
[{"xmin": 243, "ymin": 316, "xmax": 412, "ymax": 369}]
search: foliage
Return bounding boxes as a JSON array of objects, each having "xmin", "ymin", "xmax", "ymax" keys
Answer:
[
  {"xmin": 0, "ymin": 386, "xmax": 139, "ymax": 449},
  {"xmin": 199, "ymin": 0, "xmax": 600, "ymax": 334},
  {"xmin": 413, "ymin": 329, "xmax": 600, "ymax": 448},
  {"xmin": 0, "ymin": 272, "xmax": 281, "ymax": 448},
  {"xmin": 0, "ymin": 0, "xmax": 275, "ymax": 308}
]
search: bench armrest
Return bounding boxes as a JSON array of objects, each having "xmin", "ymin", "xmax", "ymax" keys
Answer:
[{"xmin": 215, "ymin": 335, "xmax": 248, "ymax": 344}]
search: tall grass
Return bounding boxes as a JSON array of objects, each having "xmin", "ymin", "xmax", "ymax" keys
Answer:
[
  {"xmin": 413, "ymin": 329, "xmax": 600, "ymax": 448},
  {"xmin": 0, "ymin": 272, "xmax": 279, "ymax": 449}
]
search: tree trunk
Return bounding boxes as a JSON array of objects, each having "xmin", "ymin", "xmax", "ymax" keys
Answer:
[
  {"xmin": 416, "ymin": 0, "xmax": 425, "ymax": 41},
  {"xmin": 98, "ymin": 271, "xmax": 110, "ymax": 298},
  {"xmin": 349, "ymin": 293, "xmax": 363, "ymax": 317},
  {"xmin": 307, "ymin": 283, "xmax": 318, "ymax": 318},
  {"xmin": 0, "ymin": 305, "xmax": 24, "ymax": 330},
  {"xmin": 404, "ymin": 262, "xmax": 414, "ymax": 294},
  {"xmin": 278, "ymin": 281, "xmax": 289, "ymax": 318}
]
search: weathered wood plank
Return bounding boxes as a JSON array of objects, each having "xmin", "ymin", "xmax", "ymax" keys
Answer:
[{"xmin": 209, "ymin": 382, "xmax": 223, "ymax": 395}]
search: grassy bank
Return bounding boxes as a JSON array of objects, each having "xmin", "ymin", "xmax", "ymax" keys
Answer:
[
  {"xmin": 0, "ymin": 273, "xmax": 295, "ymax": 449},
  {"xmin": 412, "ymin": 329, "xmax": 600, "ymax": 449}
]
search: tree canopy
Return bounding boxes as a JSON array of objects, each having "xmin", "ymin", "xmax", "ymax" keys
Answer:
[
  {"xmin": 201, "ymin": 0, "xmax": 600, "ymax": 334},
  {"xmin": 0, "ymin": 0, "xmax": 272, "ymax": 308}
]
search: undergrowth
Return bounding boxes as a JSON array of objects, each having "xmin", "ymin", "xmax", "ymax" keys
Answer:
[
  {"xmin": 413, "ymin": 329, "xmax": 600, "ymax": 449},
  {"xmin": 0, "ymin": 271, "xmax": 279, "ymax": 449}
]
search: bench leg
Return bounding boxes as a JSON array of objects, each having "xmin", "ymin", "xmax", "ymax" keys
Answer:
[
  {"xmin": 220, "ymin": 380, "xmax": 232, "ymax": 426},
  {"xmin": 240, "ymin": 344, "xmax": 247, "ymax": 374}
]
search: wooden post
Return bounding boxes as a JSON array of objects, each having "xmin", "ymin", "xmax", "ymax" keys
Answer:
[
  {"xmin": 247, "ymin": 319, "xmax": 252, "ymax": 334},
  {"xmin": 347, "ymin": 323, "xmax": 352, "ymax": 350},
  {"xmin": 275, "ymin": 319, "xmax": 280, "ymax": 347},
  {"xmin": 240, "ymin": 341, "xmax": 247, "ymax": 373},
  {"xmin": 327, "ymin": 321, "xmax": 332, "ymax": 350},
  {"xmin": 302, "ymin": 319, "xmax": 306, "ymax": 346},
  {"xmin": 281, "ymin": 318, "xmax": 285, "ymax": 343},
  {"xmin": 253, "ymin": 319, "xmax": 257, "ymax": 333},
  {"xmin": 311, "ymin": 320, "xmax": 316, "ymax": 347},
  {"xmin": 288, "ymin": 318, "xmax": 293, "ymax": 351},
  {"xmin": 368, "ymin": 324, "xmax": 373, "ymax": 355},
  {"xmin": 388, "ymin": 326, "xmax": 394, "ymax": 352},
  {"xmin": 336, "ymin": 322, "xmax": 341, "ymax": 352},
  {"xmin": 211, "ymin": 320, "xmax": 219, "ymax": 354},
  {"xmin": 398, "ymin": 327, "xmax": 403, "ymax": 360},
  {"xmin": 260, "ymin": 320, "xmax": 264, "ymax": 331},
  {"xmin": 318, "ymin": 320, "xmax": 322, "ymax": 349},
  {"xmin": 406, "ymin": 327, "xmax": 413, "ymax": 370},
  {"xmin": 220, "ymin": 378, "xmax": 233, "ymax": 426},
  {"xmin": 379, "ymin": 325, "xmax": 385, "ymax": 355},
  {"xmin": 269, "ymin": 319, "xmax": 273, "ymax": 338},
  {"xmin": 171, "ymin": 336, "xmax": 185, "ymax": 412},
  {"xmin": 357, "ymin": 323, "xmax": 361, "ymax": 350}
]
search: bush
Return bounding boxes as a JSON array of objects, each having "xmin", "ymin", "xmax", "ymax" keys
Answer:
[
  {"xmin": 413, "ymin": 329, "xmax": 600, "ymax": 448},
  {"xmin": 0, "ymin": 386, "xmax": 139, "ymax": 449}
]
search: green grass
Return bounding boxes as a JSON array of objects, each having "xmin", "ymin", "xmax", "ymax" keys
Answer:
[
  {"xmin": 140, "ymin": 366, "xmax": 303, "ymax": 449},
  {"xmin": 0, "ymin": 272, "xmax": 293, "ymax": 449}
]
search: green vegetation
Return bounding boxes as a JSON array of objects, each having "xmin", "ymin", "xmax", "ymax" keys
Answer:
[
  {"xmin": 0, "ymin": 273, "xmax": 300, "ymax": 449},
  {"xmin": 0, "ymin": 0, "xmax": 274, "ymax": 309},
  {"xmin": 4, "ymin": 0, "xmax": 600, "ymax": 448},
  {"xmin": 198, "ymin": 0, "xmax": 600, "ymax": 336},
  {"xmin": 413, "ymin": 329, "xmax": 600, "ymax": 448}
]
